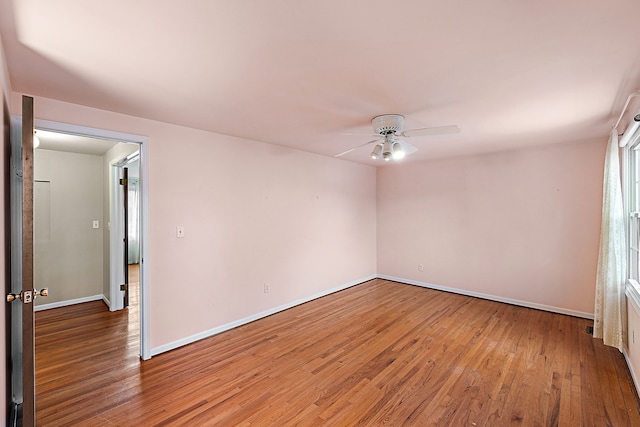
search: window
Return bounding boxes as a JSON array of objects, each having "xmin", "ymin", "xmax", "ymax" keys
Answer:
[
  {"xmin": 623, "ymin": 115, "xmax": 640, "ymax": 309},
  {"xmin": 628, "ymin": 148, "xmax": 640, "ymax": 282}
]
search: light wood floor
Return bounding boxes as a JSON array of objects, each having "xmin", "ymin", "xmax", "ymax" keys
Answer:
[{"xmin": 35, "ymin": 278, "xmax": 640, "ymax": 426}]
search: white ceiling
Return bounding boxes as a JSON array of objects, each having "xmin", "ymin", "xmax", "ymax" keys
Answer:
[
  {"xmin": 2, "ymin": 0, "xmax": 640, "ymax": 165},
  {"xmin": 35, "ymin": 129, "xmax": 118, "ymax": 156}
]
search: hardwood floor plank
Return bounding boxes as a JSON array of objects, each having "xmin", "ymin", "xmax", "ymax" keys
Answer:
[{"xmin": 35, "ymin": 278, "xmax": 640, "ymax": 425}]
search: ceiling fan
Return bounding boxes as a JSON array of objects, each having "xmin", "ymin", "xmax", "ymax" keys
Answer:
[{"xmin": 335, "ymin": 114, "xmax": 460, "ymax": 161}]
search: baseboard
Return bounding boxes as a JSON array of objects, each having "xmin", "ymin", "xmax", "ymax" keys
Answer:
[
  {"xmin": 150, "ymin": 274, "xmax": 376, "ymax": 356},
  {"xmin": 623, "ymin": 347, "xmax": 640, "ymax": 399},
  {"xmin": 150, "ymin": 273, "xmax": 594, "ymax": 357},
  {"xmin": 102, "ymin": 294, "xmax": 111, "ymax": 308},
  {"xmin": 377, "ymin": 275, "xmax": 594, "ymax": 320},
  {"xmin": 35, "ymin": 294, "xmax": 104, "ymax": 311}
]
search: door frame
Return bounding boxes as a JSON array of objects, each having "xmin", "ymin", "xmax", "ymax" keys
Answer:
[{"xmin": 26, "ymin": 118, "xmax": 151, "ymax": 360}]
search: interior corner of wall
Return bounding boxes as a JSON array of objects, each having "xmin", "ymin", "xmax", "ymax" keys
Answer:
[{"xmin": 0, "ymin": 45, "xmax": 13, "ymax": 101}]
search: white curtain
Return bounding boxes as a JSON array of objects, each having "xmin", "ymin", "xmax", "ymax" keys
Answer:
[
  {"xmin": 128, "ymin": 178, "xmax": 141, "ymax": 264},
  {"xmin": 593, "ymin": 129, "xmax": 627, "ymax": 351}
]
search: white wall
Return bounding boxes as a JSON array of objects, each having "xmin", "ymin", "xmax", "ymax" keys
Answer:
[
  {"xmin": 12, "ymin": 94, "xmax": 377, "ymax": 353},
  {"xmin": 33, "ymin": 149, "xmax": 104, "ymax": 305},
  {"xmin": 377, "ymin": 139, "xmax": 605, "ymax": 316},
  {"xmin": 627, "ymin": 299, "xmax": 640, "ymax": 396}
]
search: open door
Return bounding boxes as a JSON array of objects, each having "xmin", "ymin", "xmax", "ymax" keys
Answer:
[
  {"xmin": 7, "ymin": 96, "xmax": 47, "ymax": 426},
  {"xmin": 110, "ymin": 154, "xmax": 138, "ymax": 312},
  {"xmin": 121, "ymin": 167, "xmax": 129, "ymax": 309}
]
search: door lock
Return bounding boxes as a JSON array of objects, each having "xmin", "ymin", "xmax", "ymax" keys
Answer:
[{"xmin": 6, "ymin": 288, "xmax": 49, "ymax": 303}]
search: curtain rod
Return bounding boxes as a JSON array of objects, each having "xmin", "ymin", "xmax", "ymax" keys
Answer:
[{"xmin": 613, "ymin": 92, "xmax": 640, "ymax": 130}]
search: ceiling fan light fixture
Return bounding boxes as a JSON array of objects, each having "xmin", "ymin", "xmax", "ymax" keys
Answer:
[
  {"xmin": 371, "ymin": 144, "xmax": 382, "ymax": 159},
  {"xmin": 382, "ymin": 139, "xmax": 393, "ymax": 161},
  {"xmin": 335, "ymin": 114, "xmax": 459, "ymax": 161},
  {"xmin": 392, "ymin": 141, "xmax": 405, "ymax": 159}
]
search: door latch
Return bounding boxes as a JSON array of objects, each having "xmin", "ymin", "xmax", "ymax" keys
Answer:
[{"xmin": 23, "ymin": 290, "xmax": 33, "ymax": 304}]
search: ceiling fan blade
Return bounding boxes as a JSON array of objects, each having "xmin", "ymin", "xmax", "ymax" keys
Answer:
[
  {"xmin": 335, "ymin": 138, "xmax": 381, "ymax": 157},
  {"xmin": 340, "ymin": 132, "xmax": 381, "ymax": 137},
  {"xmin": 401, "ymin": 125, "xmax": 460, "ymax": 138}
]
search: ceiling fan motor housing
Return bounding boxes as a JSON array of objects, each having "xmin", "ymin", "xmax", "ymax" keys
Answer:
[{"xmin": 372, "ymin": 114, "xmax": 404, "ymax": 135}]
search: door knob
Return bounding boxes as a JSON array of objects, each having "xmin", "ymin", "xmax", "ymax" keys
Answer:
[
  {"xmin": 6, "ymin": 293, "xmax": 21, "ymax": 303},
  {"xmin": 35, "ymin": 288, "xmax": 48, "ymax": 298}
]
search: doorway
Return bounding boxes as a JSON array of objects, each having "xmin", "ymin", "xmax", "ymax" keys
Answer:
[
  {"xmin": 7, "ymin": 115, "xmax": 150, "ymax": 423},
  {"xmin": 30, "ymin": 119, "xmax": 149, "ymax": 359}
]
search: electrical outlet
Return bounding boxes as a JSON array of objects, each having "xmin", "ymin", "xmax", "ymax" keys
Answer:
[
  {"xmin": 264, "ymin": 283, "xmax": 271, "ymax": 293},
  {"xmin": 418, "ymin": 264, "xmax": 424, "ymax": 271},
  {"xmin": 92, "ymin": 220, "xmax": 100, "ymax": 229}
]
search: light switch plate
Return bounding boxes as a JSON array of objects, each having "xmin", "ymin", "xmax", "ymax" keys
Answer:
[{"xmin": 93, "ymin": 220, "xmax": 100, "ymax": 229}]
